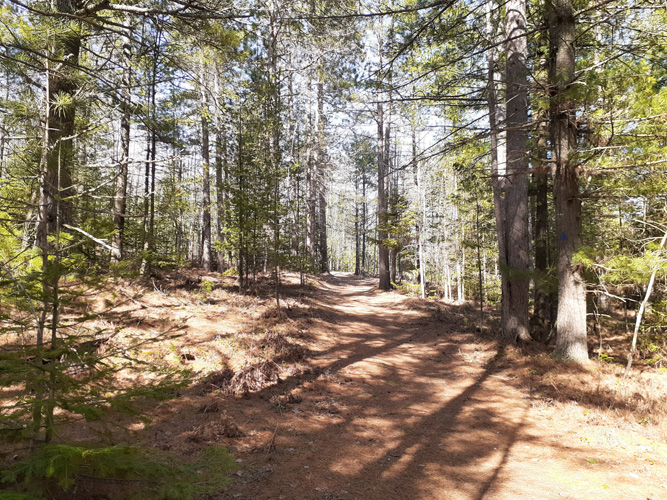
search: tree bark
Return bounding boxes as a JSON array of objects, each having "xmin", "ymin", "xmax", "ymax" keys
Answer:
[
  {"xmin": 40, "ymin": 1, "xmax": 82, "ymax": 238},
  {"xmin": 306, "ymin": 78, "xmax": 317, "ymax": 267},
  {"xmin": 377, "ymin": 100, "xmax": 390, "ymax": 290},
  {"xmin": 35, "ymin": 0, "xmax": 83, "ymax": 442},
  {"xmin": 487, "ymin": 0, "xmax": 510, "ymax": 333},
  {"xmin": 355, "ymin": 171, "xmax": 360, "ymax": 275},
  {"xmin": 112, "ymin": 32, "xmax": 131, "ymax": 264},
  {"xmin": 549, "ymin": 0, "xmax": 589, "ymax": 363},
  {"xmin": 504, "ymin": 0, "xmax": 531, "ymax": 341},
  {"xmin": 362, "ymin": 173, "xmax": 367, "ymax": 273},
  {"xmin": 412, "ymin": 123, "xmax": 426, "ymax": 299},
  {"xmin": 140, "ymin": 36, "xmax": 159, "ymax": 276},
  {"xmin": 316, "ymin": 80, "xmax": 328, "ymax": 272},
  {"xmin": 533, "ymin": 119, "xmax": 552, "ymax": 341},
  {"xmin": 214, "ymin": 66, "xmax": 227, "ymax": 271},
  {"xmin": 200, "ymin": 60, "xmax": 212, "ymax": 272}
]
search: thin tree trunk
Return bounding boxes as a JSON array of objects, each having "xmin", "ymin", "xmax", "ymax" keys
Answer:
[
  {"xmin": 533, "ymin": 119, "xmax": 552, "ymax": 341},
  {"xmin": 413, "ymin": 123, "xmax": 426, "ymax": 299},
  {"xmin": 140, "ymin": 39, "xmax": 159, "ymax": 276},
  {"xmin": 112, "ymin": 32, "xmax": 131, "ymax": 264},
  {"xmin": 362, "ymin": 174, "xmax": 367, "ymax": 273},
  {"xmin": 267, "ymin": 6, "xmax": 281, "ymax": 308},
  {"xmin": 200, "ymin": 60, "xmax": 212, "ymax": 272},
  {"xmin": 624, "ymin": 230, "xmax": 667, "ymax": 376},
  {"xmin": 140, "ymin": 131, "xmax": 151, "ymax": 275},
  {"xmin": 476, "ymin": 192, "xmax": 485, "ymax": 331},
  {"xmin": 315, "ymin": 80, "xmax": 328, "ymax": 273},
  {"xmin": 214, "ymin": 66, "xmax": 227, "ymax": 271},
  {"xmin": 487, "ymin": 0, "xmax": 510, "ymax": 336},
  {"xmin": 306, "ymin": 77, "xmax": 317, "ymax": 267},
  {"xmin": 355, "ymin": 170, "xmax": 360, "ymax": 275},
  {"xmin": 377, "ymin": 99, "xmax": 390, "ymax": 290},
  {"xmin": 237, "ymin": 123, "xmax": 245, "ymax": 292}
]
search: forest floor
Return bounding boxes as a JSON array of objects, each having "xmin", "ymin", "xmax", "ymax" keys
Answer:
[{"xmin": 4, "ymin": 270, "xmax": 667, "ymax": 499}]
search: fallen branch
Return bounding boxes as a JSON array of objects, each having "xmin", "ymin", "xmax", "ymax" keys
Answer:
[
  {"xmin": 63, "ymin": 224, "xmax": 114, "ymax": 252},
  {"xmin": 624, "ymin": 229, "xmax": 667, "ymax": 377}
]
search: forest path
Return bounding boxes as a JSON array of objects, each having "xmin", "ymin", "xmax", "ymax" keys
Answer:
[{"xmin": 189, "ymin": 272, "xmax": 665, "ymax": 500}]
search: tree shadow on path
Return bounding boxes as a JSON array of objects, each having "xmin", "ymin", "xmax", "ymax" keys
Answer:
[{"xmin": 152, "ymin": 273, "xmax": 598, "ymax": 500}]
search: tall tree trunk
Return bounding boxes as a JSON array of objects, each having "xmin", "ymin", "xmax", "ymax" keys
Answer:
[
  {"xmin": 533, "ymin": 119, "xmax": 552, "ymax": 341},
  {"xmin": 319, "ymin": 188, "xmax": 328, "ymax": 272},
  {"xmin": 549, "ymin": 0, "xmax": 588, "ymax": 363},
  {"xmin": 362, "ymin": 173, "xmax": 367, "ymax": 273},
  {"xmin": 286, "ymin": 67, "xmax": 300, "ymax": 261},
  {"xmin": 140, "ymin": 38, "xmax": 159, "ymax": 276},
  {"xmin": 487, "ymin": 0, "xmax": 510, "ymax": 335},
  {"xmin": 215, "ymin": 124, "xmax": 226, "ymax": 271},
  {"xmin": 377, "ymin": 100, "xmax": 390, "ymax": 290},
  {"xmin": 267, "ymin": 5, "xmax": 282, "ymax": 307},
  {"xmin": 355, "ymin": 173, "xmax": 360, "ymax": 275},
  {"xmin": 214, "ymin": 66, "xmax": 227, "ymax": 271},
  {"xmin": 200, "ymin": 60, "xmax": 212, "ymax": 272},
  {"xmin": 140, "ymin": 130, "xmax": 152, "ymax": 275},
  {"xmin": 306, "ymin": 78, "xmax": 317, "ymax": 267},
  {"xmin": 0, "ymin": 70, "xmax": 6, "ymax": 179},
  {"xmin": 41, "ymin": 8, "xmax": 81, "ymax": 238},
  {"xmin": 504, "ymin": 0, "xmax": 531, "ymax": 341},
  {"xmin": 112, "ymin": 32, "xmax": 131, "ymax": 264},
  {"xmin": 237, "ymin": 123, "xmax": 245, "ymax": 291},
  {"xmin": 35, "ymin": 0, "xmax": 83, "ymax": 442},
  {"xmin": 176, "ymin": 157, "xmax": 184, "ymax": 261},
  {"xmin": 412, "ymin": 122, "xmax": 427, "ymax": 299},
  {"xmin": 316, "ymin": 80, "xmax": 328, "ymax": 272}
]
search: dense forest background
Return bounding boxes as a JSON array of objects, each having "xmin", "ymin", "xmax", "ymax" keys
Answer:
[
  {"xmin": 1, "ymin": 0, "xmax": 667, "ymax": 483},
  {"xmin": 3, "ymin": 0, "xmax": 667, "ymax": 356}
]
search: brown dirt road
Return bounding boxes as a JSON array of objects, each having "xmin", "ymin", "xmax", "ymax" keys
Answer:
[{"xmin": 153, "ymin": 272, "xmax": 667, "ymax": 500}]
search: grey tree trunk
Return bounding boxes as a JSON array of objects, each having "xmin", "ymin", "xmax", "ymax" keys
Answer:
[
  {"xmin": 533, "ymin": 119, "xmax": 552, "ymax": 341},
  {"xmin": 355, "ymin": 171, "xmax": 360, "ymax": 275},
  {"xmin": 319, "ymin": 187, "xmax": 328, "ymax": 272},
  {"xmin": 549, "ymin": 0, "xmax": 589, "ymax": 363},
  {"xmin": 140, "ymin": 37, "xmax": 159, "ymax": 277},
  {"xmin": 377, "ymin": 100, "xmax": 390, "ymax": 290},
  {"xmin": 306, "ymin": 78, "xmax": 317, "ymax": 267},
  {"xmin": 200, "ymin": 61, "xmax": 212, "ymax": 272},
  {"xmin": 215, "ymin": 120, "xmax": 226, "ymax": 271},
  {"xmin": 487, "ymin": 0, "xmax": 510, "ymax": 333},
  {"xmin": 112, "ymin": 33, "xmax": 131, "ymax": 264},
  {"xmin": 267, "ymin": 6, "xmax": 282, "ymax": 307},
  {"xmin": 386, "ymin": 94, "xmax": 395, "ymax": 286},
  {"xmin": 413, "ymin": 124, "xmax": 426, "ymax": 299},
  {"xmin": 316, "ymin": 80, "xmax": 328, "ymax": 272},
  {"xmin": 214, "ymin": 67, "xmax": 227, "ymax": 271},
  {"xmin": 504, "ymin": 0, "xmax": 531, "ymax": 341},
  {"xmin": 362, "ymin": 173, "xmax": 367, "ymax": 273}
]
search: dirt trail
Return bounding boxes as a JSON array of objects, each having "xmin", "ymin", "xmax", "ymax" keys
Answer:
[{"xmin": 158, "ymin": 273, "xmax": 666, "ymax": 500}]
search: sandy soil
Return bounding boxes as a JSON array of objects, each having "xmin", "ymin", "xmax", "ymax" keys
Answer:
[{"xmin": 134, "ymin": 272, "xmax": 667, "ymax": 500}]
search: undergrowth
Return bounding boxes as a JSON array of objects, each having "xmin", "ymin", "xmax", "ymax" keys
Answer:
[{"xmin": 1, "ymin": 443, "xmax": 235, "ymax": 500}]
